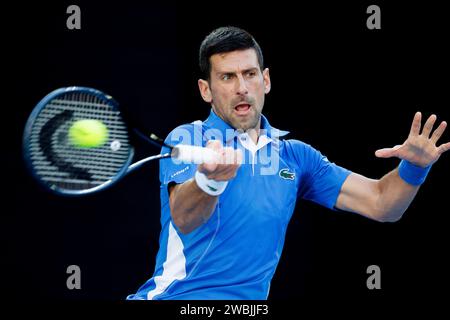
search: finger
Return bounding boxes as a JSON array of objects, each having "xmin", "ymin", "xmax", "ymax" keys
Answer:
[
  {"xmin": 205, "ymin": 159, "xmax": 233, "ymax": 177},
  {"xmin": 207, "ymin": 164, "xmax": 239, "ymax": 180},
  {"xmin": 421, "ymin": 114, "xmax": 437, "ymax": 138},
  {"xmin": 221, "ymin": 147, "xmax": 237, "ymax": 165},
  {"xmin": 221, "ymin": 147, "xmax": 244, "ymax": 165},
  {"xmin": 431, "ymin": 121, "xmax": 447, "ymax": 144},
  {"xmin": 375, "ymin": 145, "xmax": 402, "ymax": 158},
  {"xmin": 409, "ymin": 111, "xmax": 422, "ymax": 137},
  {"xmin": 206, "ymin": 139, "xmax": 223, "ymax": 152},
  {"xmin": 375, "ymin": 148, "xmax": 396, "ymax": 158},
  {"xmin": 198, "ymin": 162, "xmax": 218, "ymax": 175},
  {"xmin": 438, "ymin": 142, "xmax": 450, "ymax": 155},
  {"xmin": 211, "ymin": 167, "xmax": 239, "ymax": 181}
]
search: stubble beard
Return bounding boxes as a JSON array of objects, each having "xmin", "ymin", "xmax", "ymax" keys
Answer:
[{"xmin": 229, "ymin": 108, "xmax": 261, "ymax": 132}]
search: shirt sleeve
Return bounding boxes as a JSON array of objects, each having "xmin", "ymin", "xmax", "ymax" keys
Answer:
[
  {"xmin": 159, "ymin": 123, "xmax": 202, "ymax": 185},
  {"xmin": 291, "ymin": 140, "xmax": 352, "ymax": 210}
]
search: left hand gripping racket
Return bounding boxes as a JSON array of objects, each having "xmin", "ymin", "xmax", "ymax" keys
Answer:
[{"xmin": 23, "ymin": 86, "xmax": 218, "ymax": 196}]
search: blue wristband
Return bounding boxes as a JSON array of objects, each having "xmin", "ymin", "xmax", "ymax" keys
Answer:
[{"xmin": 398, "ymin": 160, "xmax": 432, "ymax": 186}]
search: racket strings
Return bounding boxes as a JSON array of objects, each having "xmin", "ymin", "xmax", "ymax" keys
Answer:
[{"xmin": 28, "ymin": 91, "xmax": 131, "ymax": 191}]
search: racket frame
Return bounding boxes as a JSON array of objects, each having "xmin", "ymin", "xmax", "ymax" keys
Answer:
[{"xmin": 23, "ymin": 86, "xmax": 135, "ymax": 196}]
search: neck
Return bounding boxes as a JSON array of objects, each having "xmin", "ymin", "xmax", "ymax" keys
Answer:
[{"xmin": 246, "ymin": 118, "xmax": 261, "ymax": 144}]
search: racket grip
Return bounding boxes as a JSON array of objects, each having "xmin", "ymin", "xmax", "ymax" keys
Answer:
[{"xmin": 172, "ymin": 145, "xmax": 219, "ymax": 164}]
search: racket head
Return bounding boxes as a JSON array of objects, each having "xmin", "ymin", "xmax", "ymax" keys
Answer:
[{"xmin": 23, "ymin": 86, "xmax": 134, "ymax": 196}]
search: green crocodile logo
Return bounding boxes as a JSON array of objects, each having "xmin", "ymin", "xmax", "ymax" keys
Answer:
[
  {"xmin": 279, "ymin": 168, "xmax": 295, "ymax": 180},
  {"xmin": 207, "ymin": 184, "xmax": 218, "ymax": 192}
]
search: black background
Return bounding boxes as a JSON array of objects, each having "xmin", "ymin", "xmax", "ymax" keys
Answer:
[{"xmin": 2, "ymin": 0, "xmax": 449, "ymax": 310}]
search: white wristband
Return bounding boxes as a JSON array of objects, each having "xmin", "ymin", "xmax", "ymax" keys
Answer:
[{"xmin": 194, "ymin": 171, "xmax": 228, "ymax": 196}]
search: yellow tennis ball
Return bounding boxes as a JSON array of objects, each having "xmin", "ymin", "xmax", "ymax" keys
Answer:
[{"xmin": 69, "ymin": 119, "xmax": 108, "ymax": 148}]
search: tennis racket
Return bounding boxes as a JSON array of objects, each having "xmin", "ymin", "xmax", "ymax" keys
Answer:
[{"xmin": 22, "ymin": 86, "xmax": 217, "ymax": 196}]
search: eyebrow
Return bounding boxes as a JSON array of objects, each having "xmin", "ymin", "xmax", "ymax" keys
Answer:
[{"xmin": 216, "ymin": 67, "xmax": 259, "ymax": 76}]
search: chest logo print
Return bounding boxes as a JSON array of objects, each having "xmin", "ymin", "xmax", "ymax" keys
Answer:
[{"xmin": 279, "ymin": 168, "xmax": 295, "ymax": 180}]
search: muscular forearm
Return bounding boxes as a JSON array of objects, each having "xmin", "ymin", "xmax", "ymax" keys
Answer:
[
  {"xmin": 169, "ymin": 179, "xmax": 218, "ymax": 234},
  {"xmin": 169, "ymin": 141, "xmax": 241, "ymax": 234},
  {"xmin": 375, "ymin": 168, "xmax": 420, "ymax": 222}
]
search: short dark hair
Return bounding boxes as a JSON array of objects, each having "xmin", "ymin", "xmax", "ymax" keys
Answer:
[{"xmin": 199, "ymin": 26, "xmax": 264, "ymax": 80}]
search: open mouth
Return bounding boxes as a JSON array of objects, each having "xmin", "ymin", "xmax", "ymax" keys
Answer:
[{"xmin": 234, "ymin": 103, "xmax": 251, "ymax": 115}]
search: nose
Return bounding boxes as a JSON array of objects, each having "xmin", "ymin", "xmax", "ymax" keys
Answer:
[{"xmin": 235, "ymin": 74, "xmax": 248, "ymax": 96}]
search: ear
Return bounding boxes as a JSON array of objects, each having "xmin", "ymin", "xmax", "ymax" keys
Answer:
[
  {"xmin": 263, "ymin": 68, "xmax": 271, "ymax": 94},
  {"xmin": 198, "ymin": 79, "xmax": 213, "ymax": 103}
]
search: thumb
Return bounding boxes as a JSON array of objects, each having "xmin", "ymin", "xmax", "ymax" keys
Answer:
[{"xmin": 375, "ymin": 145, "xmax": 402, "ymax": 158}]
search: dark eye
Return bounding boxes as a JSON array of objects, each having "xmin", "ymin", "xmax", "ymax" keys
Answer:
[{"xmin": 246, "ymin": 71, "xmax": 256, "ymax": 77}]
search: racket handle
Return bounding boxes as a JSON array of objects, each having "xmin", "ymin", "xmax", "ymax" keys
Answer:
[{"xmin": 172, "ymin": 145, "xmax": 219, "ymax": 164}]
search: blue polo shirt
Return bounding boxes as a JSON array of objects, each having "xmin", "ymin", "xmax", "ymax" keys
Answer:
[{"xmin": 127, "ymin": 109, "xmax": 351, "ymax": 300}]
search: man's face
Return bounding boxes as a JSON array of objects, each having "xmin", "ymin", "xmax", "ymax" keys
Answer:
[{"xmin": 198, "ymin": 49, "xmax": 271, "ymax": 131}]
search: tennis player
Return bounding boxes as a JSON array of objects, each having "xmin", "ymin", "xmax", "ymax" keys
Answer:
[{"xmin": 127, "ymin": 26, "xmax": 450, "ymax": 300}]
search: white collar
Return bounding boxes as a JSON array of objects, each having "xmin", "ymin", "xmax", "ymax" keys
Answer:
[{"xmin": 237, "ymin": 132, "xmax": 273, "ymax": 154}]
